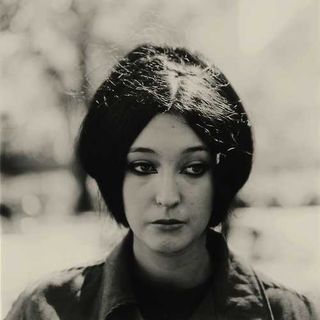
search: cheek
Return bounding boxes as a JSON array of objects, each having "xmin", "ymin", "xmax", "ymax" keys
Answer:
[
  {"xmin": 187, "ymin": 177, "xmax": 214, "ymax": 214},
  {"xmin": 122, "ymin": 176, "xmax": 151, "ymax": 225},
  {"xmin": 122, "ymin": 178, "xmax": 138, "ymax": 229},
  {"xmin": 122, "ymin": 177, "xmax": 131, "ymax": 206},
  {"xmin": 122, "ymin": 177, "xmax": 136, "ymax": 217},
  {"xmin": 123, "ymin": 176, "xmax": 150, "ymax": 202},
  {"xmin": 191, "ymin": 175, "xmax": 214, "ymax": 199}
]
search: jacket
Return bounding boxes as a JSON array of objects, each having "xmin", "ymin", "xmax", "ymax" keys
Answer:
[{"xmin": 4, "ymin": 230, "xmax": 319, "ymax": 320}]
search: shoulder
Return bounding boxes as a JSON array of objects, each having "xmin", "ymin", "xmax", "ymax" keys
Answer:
[
  {"xmin": 258, "ymin": 272, "xmax": 319, "ymax": 320},
  {"xmin": 4, "ymin": 260, "xmax": 105, "ymax": 320},
  {"xmin": 227, "ymin": 253, "xmax": 319, "ymax": 319}
]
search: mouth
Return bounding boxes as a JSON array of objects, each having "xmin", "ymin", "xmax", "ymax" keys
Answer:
[
  {"xmin": 151, "ymin": 219, "xmax": 185, "ymax": 230},
  {"xmin": 151, "ymin": 219, "xmax": 185, "ymax": 226}
]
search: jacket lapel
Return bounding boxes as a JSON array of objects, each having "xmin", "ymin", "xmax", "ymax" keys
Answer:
[
  {"xmin": 189, "ymin": 231, "xmax": 273, "ymax": 320},
  {"xmin": 95, "ymin": 232, "xmax": 137, "ymax": 320},
  {"xmin": 94, "ymin": 230, "xmax": 273, "ymax": 320}
]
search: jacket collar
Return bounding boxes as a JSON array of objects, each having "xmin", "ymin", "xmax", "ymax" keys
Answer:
[
  {"xmin": 96, "ymin": 230, "xmax": 271, "ymax": 320},
  {"xmin": 96, "ymin": 231, "xmax": 137, "ymax": 320},
  {"xmin": 206, "ymin": 230, "xmax": 272, "ymax": 319}
]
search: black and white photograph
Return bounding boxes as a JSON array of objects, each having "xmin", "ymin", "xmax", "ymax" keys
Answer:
[{"xmin": 1, "ymin": 0, "xmax": 319, "ymax": 319}]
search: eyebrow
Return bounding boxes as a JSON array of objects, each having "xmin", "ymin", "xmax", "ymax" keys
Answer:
[
  {"xmin": 182, "ymin": 146, "xmax": 208, "ymax": 154},
  {"xmin": 128, "ymin": 145, "xmax": 208, "ymax": 154}
]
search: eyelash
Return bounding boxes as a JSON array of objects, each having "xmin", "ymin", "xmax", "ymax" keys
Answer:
[
  {"xmin": 127, "ymin": 161, "xmax": 209, "ymax": 177},
  {"xmin": 127, "ymin": 161, "xmax": 157, "ymax": 175},
  {"xmin": 181, "ymin": 163, "xmax": 209, "ymax": 176}
]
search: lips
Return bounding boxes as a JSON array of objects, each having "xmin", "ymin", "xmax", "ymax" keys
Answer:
[{"xmin": 151, "ymin": 219, "xmax": 184, "ymax": 225}]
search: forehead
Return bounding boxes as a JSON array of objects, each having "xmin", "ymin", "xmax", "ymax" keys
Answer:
[{"xmin": 130, "ymin": 113, "xmax": 206, "ymax": 152}]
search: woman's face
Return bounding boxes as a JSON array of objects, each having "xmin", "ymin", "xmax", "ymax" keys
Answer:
[{"xmin": 123, "ymin": 113, "xmax": 214, "ymax": 255}]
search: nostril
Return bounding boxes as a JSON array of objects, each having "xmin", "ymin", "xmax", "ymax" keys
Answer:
[
  {"xmin": 155, "ymin": 197, "xmax": 179, "ymax": 208},
  {"xmin": 155, "ymin": 191, "xmax": 180, "ymax": 208}
]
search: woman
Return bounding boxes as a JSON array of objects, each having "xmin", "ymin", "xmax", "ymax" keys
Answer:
[{"xmin": 5, "ymin": 44, "xmax": 318, "ymax": 320}]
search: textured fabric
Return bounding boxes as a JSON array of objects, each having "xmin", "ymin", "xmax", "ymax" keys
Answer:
[
  {"xmin": 132, "ymin": 268, "xmax": 213, "ymax": 319},
  {"xmin": 5, "ymin": 230, "xmax": 319, "ymax": 320}
]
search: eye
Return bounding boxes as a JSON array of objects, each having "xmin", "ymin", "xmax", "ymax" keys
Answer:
[
  {"xmin": 127, "ymin": 161, "xmax": 157, "ymax": 175},
  {"xmin": 181, "ymin": 162, "xmax": 209, "ymax": 177}
]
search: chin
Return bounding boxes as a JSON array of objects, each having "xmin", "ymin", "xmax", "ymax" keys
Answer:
[{"xmin": 149, "ymin": 237, "xmax": 191, "ymax": 256}]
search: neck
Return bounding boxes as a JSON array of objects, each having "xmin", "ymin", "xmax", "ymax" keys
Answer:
[{"xmin": 133, "ymin": 235, "xmax": 213, "ymax": 289}]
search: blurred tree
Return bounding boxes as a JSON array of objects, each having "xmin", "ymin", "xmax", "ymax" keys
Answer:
[
  {"xmin": 1, "ymin": 0, "xmax": 94, "ymax": 212},
  {"xmin": 1, "ymin": 0, "xmax": 318, "ymax": 212},
  {"xmin": 0, "ymin": 0, "xmax": 19, "ymax": 31},
  {"xmin": 1, "ymin": 0, "xmax": 195, "ymax": 214},
  {"xmin": 69, "ymin": 0, "xmax": 97, "ymax": 212}
]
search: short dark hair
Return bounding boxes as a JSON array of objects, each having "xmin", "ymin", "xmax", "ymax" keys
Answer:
[{"xmin": 76, "ymin": 44, "xmax": 253, "ymax": 227}]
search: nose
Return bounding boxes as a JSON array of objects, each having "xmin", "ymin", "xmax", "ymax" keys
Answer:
[{"xmin": 155, "ymin": 171, "xmax": 181, "ymax": 208}]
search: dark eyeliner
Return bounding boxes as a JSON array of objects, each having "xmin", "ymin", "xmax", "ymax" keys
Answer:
[
  {"xmin": 181, "ymin": 162, "xmax": 209, "ymax": 177},
  {"xmin": 127, "ymin": 161, "xmax": 157, "ymax": 175}
]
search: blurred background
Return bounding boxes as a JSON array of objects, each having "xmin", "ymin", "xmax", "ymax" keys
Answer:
[{"xmin": 1, "ymin": 0, "xmax": 319, "ymax": 316}]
